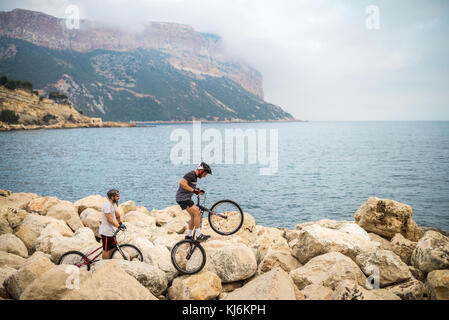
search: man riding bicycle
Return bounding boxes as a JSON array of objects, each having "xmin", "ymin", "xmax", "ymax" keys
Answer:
[
  {"xmin": 100, "ymin": 189, "xmax": 126, "ymax": 259},
  {"xmin": 176, "ymin": 162, "xmax": 212, "ymax": 242}
]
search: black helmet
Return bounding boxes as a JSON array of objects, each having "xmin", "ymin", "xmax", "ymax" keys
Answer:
[
  {"xmin": 197, "ymin": 162, "xmax": 212, "ymax": 174},
  {"xmin": 107, "ymin": 189, "xmax": 120, "ymax": 199}
]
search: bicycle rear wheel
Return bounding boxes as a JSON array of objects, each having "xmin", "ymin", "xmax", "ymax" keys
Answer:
[
  {"xmin": 208, "ymin": 200, "xmax": 244, "ymax": 236},
  {"xmin": 57, "ymin": 250, "xmax": 91, "ymax": 271},
  {"xmin": 171, "ymin": 240, "xmax": 206, "ymax": 275},
  {"xmin": 111, "ymin": 244, "xmax": 143, "ymax": 261}
]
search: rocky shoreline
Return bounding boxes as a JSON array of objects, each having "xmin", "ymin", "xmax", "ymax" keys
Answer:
[
  {"xmin": 0, "ymin": 189, "xmax": 448, "ymax": 300},
  {"xmin": 0, "ymin": 121, "xmax": 136, "ymax": 131}
]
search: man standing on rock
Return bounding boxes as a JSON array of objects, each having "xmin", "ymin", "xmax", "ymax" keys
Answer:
[
  {"xmin": 100, "ymin": 189, "xmax": 125, "ymax": 259},
  {"xmin": 176, "ymin": 162, "xmax": 212, "ymax": 241}
]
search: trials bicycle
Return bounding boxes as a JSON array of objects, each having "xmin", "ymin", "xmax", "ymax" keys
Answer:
[
  {"xmin": 57, "ymin": 226, "xmax": 143, "ymax": 271},
  {"xmin": 170, "ymin": 193, "xmax": 244, "ymax": 275}
]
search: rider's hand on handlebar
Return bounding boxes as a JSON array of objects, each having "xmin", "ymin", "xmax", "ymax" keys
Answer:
[
  {"xmin": 194, "ymin": 188, "xmax": 205, "ymax": 195},
  {"xmin": 118, "ymin": 223, "xmax": 127, "ymax": 230}
]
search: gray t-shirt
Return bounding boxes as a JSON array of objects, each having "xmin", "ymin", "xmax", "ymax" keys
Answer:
[
  {"xmin": 99, "ymin": 200, "xmax": 118, "ymax": 237},
  {"xmin": 176, "ymin": 170, "xmax": 197, "ymax": 202}
]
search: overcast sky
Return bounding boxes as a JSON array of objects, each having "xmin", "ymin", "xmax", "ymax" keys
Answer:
[{"xmin": 1, "ymin": 0, "xmax": 449, "ymax": 120}]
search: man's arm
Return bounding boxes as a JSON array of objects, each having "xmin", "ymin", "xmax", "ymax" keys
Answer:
[
  {"xmin": 105, "ymin": 212, "xmax": 120, "ymax": 228},
  {"xmin": 115, "ymin": 208, "xmax": 122, "ymax": 225},
  {"xmin": 179, "ymin": 178, "xmax": 196, "ymax": 192}
]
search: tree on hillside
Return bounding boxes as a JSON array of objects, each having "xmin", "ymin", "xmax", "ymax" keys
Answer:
[
  {"xmin": 0, "ymin": 110, "xmax": 20, "ymax": 124},
  {"xmin": 48, "ymin": 91, "xmax": 69, "ymax": 104},
  {"xmin": 0, "ymin": 76, "xmax": 8, "ymax": 86}
]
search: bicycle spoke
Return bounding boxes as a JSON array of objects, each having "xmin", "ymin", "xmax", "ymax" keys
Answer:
[{"xmin": 171, "ymin": 241, "xmax": 205, "ymax": 274}]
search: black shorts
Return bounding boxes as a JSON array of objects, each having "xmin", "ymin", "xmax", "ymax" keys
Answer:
[
  {"xmin": 101, "ymin": 235, "xmax": 116, "ymax": 251},
  {"xmin": 177, "ymin": 199, "xmax": 194, "ymax": 210}
]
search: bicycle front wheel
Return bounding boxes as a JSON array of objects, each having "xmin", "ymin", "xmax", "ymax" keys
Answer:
[
  {"xmin": 111, "ymin": 244, "xmax": 143, "ymax": 261},
  {"xmin": 171, "ymin": 240, "xmax": 206, "ymax": 275},
  {"xmin": 208, "ymin": 200, "xmax": 244, "ymax": 236},
  {"xmin": 57, "ymin": 250, "xmax": 91, "ymax": 271}
]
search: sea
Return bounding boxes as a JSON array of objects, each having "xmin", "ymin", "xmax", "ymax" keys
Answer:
[{"xmin": 1, "ymin": 121, "xmax": 448, "ymax": 231}]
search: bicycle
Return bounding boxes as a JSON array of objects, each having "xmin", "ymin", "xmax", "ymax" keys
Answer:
[
  {"xmin": 57, "ymin": 226, "xmax": 143, "ymax": 271},
  {"xmin": 171, "ymin": 193, "xmax": 244, "ymax": 275}
]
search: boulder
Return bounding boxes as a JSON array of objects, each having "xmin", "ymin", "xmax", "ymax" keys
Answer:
[
  {"xmin": 222, "ymin": 281, "xmax": 243, "ymax": 293},
  {"xmin": 15, "ymin": 214, "xmax": 73, "ymax": 253},
  {"xmin": 258, "ymin": 250, "xmax": 302, "ymax": 274},
  {"xmin": 36, "ymin": 227, "xmax": 100, "ymax": 263},
  {"xmin": 93, "ymin": 260, "xmax": 167, "ymax": 297},
  {"xmin": 3, "ymin": 207, "xmax": 29, "ymax": 229},
  {"xmin": 289, "ymin": 224, "xmax": 379, "ymax": 264},
  {"xmin": 426, "ymin": 269, "xmax": 449, "ymax": 300},
  {"xmin": 46, "ymin": 200, "xmax": 84, "ymax": 231},
  {"xmin": 223, "ymin": 267, "xmax": 298, "ymax": 300},
  {"xmin": 301, "ymin": 284, "xmax": 334, "ymax": 300},
  {"xmin": 135, "ymin": 206, "xmax": 152, "ymax": 216},
  {"xmin": 74, "ymin": 195, "xmax": 107, "ymax": 214},
  {"xmin": 290, "ymin": 252, "xmax": 366, "ymax": 290},
  {"xmin": 0, "ymin": 251, "xmax": 27, "ymax": 269},
  {"xmin": 355, "ymin": 250, "xmax": 412, "ymax": 287},
  {"xmin": 25, "ymin": 196, "xmax": 60, "ymax": 215},
  {"xmin": 368, "ymin": 233, "xmax": 393, "ymax": 251},
  {"xmin": 124, "ymin": 211, "xmax": 156, "ymax": 226},
  {"xmin": 80, "ymin": 208, "xmax": 102, "ymax": 238},
  {"xmin": 118, "ymin": 200, "xmax": 136, "ymax": 215},
  {"xmin": 0, "ymin": 216, "xmax": 13, "ymax": 235},
  {"xmin": 411, "ymin": 231, "xmax": 449, "ymax": 274},
  {"xmin": 207, "ymin": 244, "xmax": 257, "ymax": 283},
  {"xmin": 419, "ymin": 227, "xmax": 449, "ymax": 238},
  {"xmin": 338, "ymin": 222, "xmax": 371, "ymax": 241},
  {"xmin": 250, "ymin": 226, "xmax": 289, "ymax": 264},
  {"xmin": 162, "ymin": 219, "xmax": 187, "ymax": 235},
  {"xmin": 0, "ymin": 233, "xmax": 28, "ymax": 258},
  {"xmin": 294, "ymin": 219, "xmax": 350, "ymax": 231},
  {"xmin": 409, "ymin": 266, "xmax": 425, "ymax": 282},
  {"xmin": 0, "ymin": 192, "xmax": 39, "ymax": 210},
  {"xmin": 385, "ymin": 278, "xmax": 426, "ymax": 300},
  {"xmin": 62, "ymin": 260, "xmax": 158, "ymax": 300},
  {"xmin": 3, "ymin": 251, "xmax": 54, "ymax": 299},
  {"xmin": 354, "ymin": 197, "xmax": 420, "ymax": 241},
  {"xmin": 167, "ymin": 271, "xmax": 222, "ymax": 300},
  {"xmin": 0, "ymin": 189, "xmax": 12, "ymax": 197},
  {"xmin": 152, "ymin": 233, "xmax": 184, "ymax": 251},
  {"xmin": 391, "ymin": 233, "xmax": 417, "ymax": 265},
  {"xmin": 143, "ymin": 244, "xmax": 178, "ymax": 282},
  {"xmin": 331, "ymin": 280, "xmax": 401, "ymax": 300},
  {"xmin": 0, "ymin": 266, "xmax": 16, "ymax": 299}
]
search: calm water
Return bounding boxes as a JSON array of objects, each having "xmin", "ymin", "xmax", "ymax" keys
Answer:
[{"xmin": 0, "ymin": 121, "xmax": 448, "ymax": 231}]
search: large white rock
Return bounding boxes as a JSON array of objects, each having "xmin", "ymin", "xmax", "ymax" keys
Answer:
[
  {"xmin": 118, "ymin": 200, "xmax": 136, "ymax": 215},
  {"xmin": 93, "ymin": 260, "xmax": 167, "ymax": 297},
  {"xmin": 290, "ymin": 252, "xmax": 366, "ymax": 290},
  {"xmin": 3, "ymin": 251, "xmax": 54, "ymax": 299},
  {"xmin": 74, "ymin": 195, "xmax": 107, "ymax": 214},
  {"xmin": 167, "ymin": 271, "xmax": 222, "ymax": 300},
  {"xmin": 0, "ymin": 192, "xmax": 39, "ymax": 210},
  {"xmin": 207, "ymin": 244, "xmax": 257, "ymax": 283},
  {"xmin": 355, "ymin": 250, "xmax": 412, "ymax": 287},
  {"xmin": 258, "ymin": 249, "xmax": 302, "ymax": 274},
  {"xmin": 354, "ymin": 197, "xmax": 420, "ymax": 241},
  {"xmin": 0, "ymin": 216, "xmax": 12, "ymax": 235},
  {"xmin": 124, "ymin": 211, "xmax": 156, "ymax": 226},
  {"xmin": 46, "ymin": 200, "xmax": 84, "ymax": 231},
  {"xmin": 14, "ymin": 214, "xmax": 73, "ymax": 253},
  {"xmin": 223, "ymin": 267, "xmax": 298, "ymax": 300},
  {"xmin": 249, "ymin": 226, "xmax": 289, "ymax": 264},
  {"xmin": 301, "ymin": 284, "xmax": 334, "ymax": 300},
  {"xmin": 0, "ymin": 233, "xmax": 28, "ymax": 258},
  {"xmin": 290, "ymin": 224, "xmax": 379, "ymax": 264},
  {"xmin": 25, "ymin": 196, "xmax": 60, "ymax": 215},
  {"xmin": 0, "ymin": 206, "xmax": 29, "ymax": 230},
  {"xmin": 144, "ymin": 244, "xmax": 178, "ymax": 282},
  {"xmin": 411, "ymin": 231, "xmax": 449, "ymax": 274},
  {"xmin": 80, "ymin": 208, "xmax": 102, "ymax": 238}
]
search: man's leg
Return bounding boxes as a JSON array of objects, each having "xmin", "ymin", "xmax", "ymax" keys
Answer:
[
  {"xmin": 186, "ymin": 204, "xmax": 201, "ymax": 229},
  {"xmin": 102, "ymin": 249, "xmax": 112, "ymax": 260}
]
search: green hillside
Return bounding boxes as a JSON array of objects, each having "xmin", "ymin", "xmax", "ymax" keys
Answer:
[{"xmin": 0, "ymin": 37, "xmax": 294, "ymax": 121}]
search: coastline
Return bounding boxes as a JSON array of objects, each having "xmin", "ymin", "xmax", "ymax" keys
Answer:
[
  {"xmin": 1, "ymin": 188, "xmax": 448, "ymax": 300},
  {"xmin": 0, "ymin": 121, "xmax": 136, "ymax": 131},
  {"xmin": 132, "ymin": 119, "xmax": 304, "ymax": 125}
]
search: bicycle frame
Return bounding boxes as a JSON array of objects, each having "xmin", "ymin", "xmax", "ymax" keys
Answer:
[
  {"xmin": 196, "ymin": 194, "xmax": 228, "ymax": 221},
  {"xmin": 74, "ymin": 228, "xmax": 127, "ymax": 267}
]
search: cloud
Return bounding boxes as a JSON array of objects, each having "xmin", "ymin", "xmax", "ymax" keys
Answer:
[{"xmin": 1, "ymin": 0, "xmax": 448, "ymax": 120}]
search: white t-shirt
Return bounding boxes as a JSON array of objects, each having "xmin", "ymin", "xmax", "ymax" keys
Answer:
[{"xmin": 99, "ymin": 201, "xmax": 118, "ymax": 237}]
